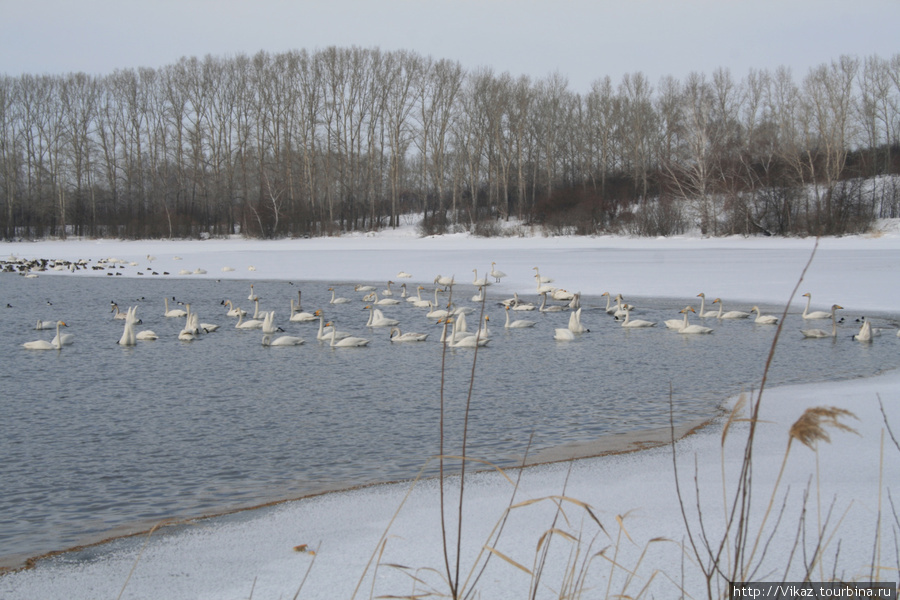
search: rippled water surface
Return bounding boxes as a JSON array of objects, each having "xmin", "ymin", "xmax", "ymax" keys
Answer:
[{"xmin": 1, "ymin": 273, "xmax": 898, "ymax": 568}]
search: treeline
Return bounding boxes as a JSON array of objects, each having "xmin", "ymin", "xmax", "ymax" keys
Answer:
[{"xmin": 1, "ymin": 47, "xmax": 899, "ymax": 240}]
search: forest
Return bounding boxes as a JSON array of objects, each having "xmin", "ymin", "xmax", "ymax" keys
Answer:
[{"xmin": 1, "ymin": 47, "xmax": 899, "ymax": 240}]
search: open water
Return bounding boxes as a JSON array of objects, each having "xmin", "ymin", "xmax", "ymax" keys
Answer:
[{"xmin": 2, "ymin": 273, "xmax": 898, "ymax": 569}]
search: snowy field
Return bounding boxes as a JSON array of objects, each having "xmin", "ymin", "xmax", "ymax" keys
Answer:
[{"xmin": 1, "ymin": 223, "xmax": 900, "ymax": 599}]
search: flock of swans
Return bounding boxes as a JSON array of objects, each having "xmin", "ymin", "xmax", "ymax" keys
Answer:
[{"xmin": 18, "ymin": 259, "xmax": 899, "ymax": 352}]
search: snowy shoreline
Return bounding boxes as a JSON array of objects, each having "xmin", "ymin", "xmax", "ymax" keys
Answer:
[{"xmin": 2, "ymin": 230, "xmax": 899, "ymax": 598}]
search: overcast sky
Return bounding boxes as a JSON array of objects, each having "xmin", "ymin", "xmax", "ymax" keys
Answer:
[{"xmin": 2, "ymin": 0, "xmax": 898, "ymax": 93}]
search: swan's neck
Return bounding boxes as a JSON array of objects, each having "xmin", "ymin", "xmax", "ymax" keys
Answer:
[
  {"xmin": 803, "ymin": 295, "xmax": 812, "ymax": 317},
  {"xmin": 505, "ymin": 309, "xmax": 510, "ymax": 327}
]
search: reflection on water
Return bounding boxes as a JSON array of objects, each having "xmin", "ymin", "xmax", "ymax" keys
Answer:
[{"xmin": 1, "ymin": 273, "xmax": 897, "ymax": 568}]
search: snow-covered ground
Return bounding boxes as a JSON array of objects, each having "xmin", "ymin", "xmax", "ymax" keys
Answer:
[{"xmin": 1, "ymin": 223, "xmax": 899, "ymax": 599}]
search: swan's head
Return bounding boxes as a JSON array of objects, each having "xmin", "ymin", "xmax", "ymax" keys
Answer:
[
  {"xmin": 697, "ymin": 292, "xmax": 705, "ymax": 298},
  {"xmin": 601, "ymin": 292, "xmax": 609, "ymax": 297},
  {"xmin": 803, "ymin": 292, "xmax": 811, "ymax": 298},
  {"xmin": 833, "ymin": 304, "xmax": 844, "ymax": 311},
  {"xmin": 712, "ymin": 298, "xmax": 721, "ymax": 304},
  {"xmin": 314, "ymin": 309, "xmax": 322, "ymax": 316}
]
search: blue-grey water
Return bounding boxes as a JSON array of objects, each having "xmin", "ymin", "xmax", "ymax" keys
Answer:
[{"xmin": 1, "ymin": 273, "xmax": 898, "ymax": 570}]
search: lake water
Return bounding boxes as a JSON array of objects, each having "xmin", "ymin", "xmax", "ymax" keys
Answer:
[{"xmin": 2, "ymin": 273, "xmax": 898, "ymax": 570}]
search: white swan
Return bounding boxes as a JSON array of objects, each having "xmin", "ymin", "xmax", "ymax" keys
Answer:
[
  {"xmin": 539, "ymin": 291, "xmax": 566, "ymax": 312},
  {"xmin": 136, "ymin": 330, "xmax": 159, "ymax": 341},
  {"xmin": 354, "ymin": 284, "xmax": 376, "ymax": 292},
  {"xmin": 601, "ymin": 292, "xmax": 617, "ymax": 315},
  {"xmin": 262, "ymin": 334, "xmax": 305, "ymax": 346},
  {"xmin": 251, "ymin": 298, "xmax": 272, "ymax": 320},
  {"xmin": 24, "ymin": 321, "xmax": 66, "ymax": 350},
  {"xmin": 620, "ymin": 306, "xmax": 656, "ymax": 328},
  {"xmin": 223, "ymin": 300, "xmax": 246, "ymax": 317},
  {"xmin": 853, "ymin": 320, "xmax": 873, "ymax": 342},
  {"xmin": 665, "ymin": 307, "xmax": 694, "ymax": 330},
  {"xmin": 472, "ymin": 269, "xmax": 491, "ymax": 288},
  {"xmin": 389, "ymin": 327, "xmax": 428, "ymax": 342},
  {"xmin": 712, "ymin": 298, "xmax": 751, "ymax": 319},
  {"xmin": 426, "ymin": 301, "xmax": 451, "ymax": 320},
  {"xmin": 553, "ymin": 327, "xmax": 576, "ymax": 341},
  {"xmin": 329, "ymin": 326, "xmax": 370, "ymax": 348},
  {"xmin": 382, "ymin": 281, "xmax": 395, "ymax": 297},
  {"xmin": 396, "ymin": 271, "xmax": 413, "ymax": 279},
  {"xmin": 504, "ymin": 305, "xmax": 536, "ymax": 328},
  {"xmin": 118, "ymin": 308, "xmax": 137, "ymax": 346},
  {"xmin": 489, "ymin": 262, "xmax": 507, "ymax": 283},
  {"xmin": 801, "ymin": 293, "xmax": 837, "ymax": 319},
  {"xmin": 248, "ymin": 284, "xmax": 258, "ymax": 301},
  {"xmin": 164, "ymin": 297, "xmax": 187, "ymax": 318},
  {"xmin": 434, "ymin": 274, "xmax": 455, "ymax": 287},
  {"xmin": 369, "ymin": 291, "xmax": 401, "ymax": 306},
  {"xmin": 111, "ymin": 303, "xmax": 130, "ymax": 320},
  {"xmin": 262, "ymin": 311, "xmax": 283, "ymax": 334},
  {"xmin": 551, "ymin": 288, "xmax": 575, "ymax": 301},
  {"xmin": 443, "ymin": 316, "xmax": 489, "ymax": 347},
  {"xmin": 290, "ymin": 291, "xmax": 317, "ymax": 322},
  {"xmin": 35, "ymin": 319, "xmax": 60, "ymax": 330},
  {"xmin": 567, "ymin": 307, "xmax": 589, "ymax": 333},
  {"xmin": 365, "ymin": 304, "xmax": 400, "ymax": 327},
  {"xmin": 235, "ymin": 311, "xmax": 264, "ymax": 330},
  {"xmin": 315, "ymin": 311, "xmax": 351, "ymax": 341},
  {"xmin": 471, "ymin": 286, "xmax": 485, "ymax": 303},
  {"xmin": 410, "ymin": 286, "xmax": 432, "ymax": 308},
  {"xmin": 511, "ymin": 292, "xmax": 535, "ymax": 311},
  {"xmin": 610, "ymin": 294, "xmax": 631, "ymax": 318},
  {"xmin": 399, "ymin": 283, "xmax": 409, "ymax": 299},
  {"xmin": 750, "ymin": 306, "xmax": 779, "ymax": 325},
  {"xmin": 696, "ymin": 293, "xmax": 718, "ymax": 318},
  {"xmin": 801, "ymin": 305, "xmax": 843, "ymax": 338},
  {"xmin": 329, "ymin": 287, "xmax": 352, "ymax": 304},
  {"xmin": 532, "ymin": 266, "xmax": 553, "ymax": 284},
  {"xmin": 677, "ymin": 307, "xmax": 714, "ymax": 334}
]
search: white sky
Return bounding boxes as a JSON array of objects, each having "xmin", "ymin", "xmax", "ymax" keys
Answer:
[{"xmin": 2, "ymin": 0, "xmax": 898, "ymax": 92}]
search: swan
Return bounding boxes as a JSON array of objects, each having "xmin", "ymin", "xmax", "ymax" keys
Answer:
[
  {"xmin": 677, "ymin": 307, "xmax": 714, "ymax": 334},
  {"xmin": 382, "ymin": 281, "xmax": 395, "ymax": 297},
  {"xmin": 411, "ymin": 286, "xmax": 432, "ymax": 308},
  {"xmin": 801, "ymin": 293, "xmax": 837, "ymax": 319},
  {"xmin": 223, "ymin": 300, "xmax": 246, "ymax": 317},
  {"xmin": 426, "ymin": 301, "xmax": 451, "ymax": 320},
  {"xmin": 443, "ymin": 317, "xmax": 489, "ymax": 347},
  {"xmin": 539, "ymin": 291, "xmax": 566, "ymax": 312},
  {"xmin": 853, "ymin": 320, "xmax": 873, "ymax": 342},
  {"xmin": 750, "ymin": 306, "xmax": 779, "ymax": 325},
  {"xmin": 601, "ymin": 292, "xmax": 617, "ymax": 314},
  {"xmin": 315, "ymin": 311, "xmax": 351, "ymax": 341},
  {"xmin": 51, "ymin": 327, "xmax": 76, "ymax": 346},
  {"xmin": 136, "ymin": 330, "xmax": 159, "ymax": 341},
  {"xmin": 369, "ymin": 291, "xmax": 401, "ymax": 306},
  {"xmin": 329, "ymin": 287, "xmax": 352, "ymax": 304},
  {"xmin": 434, "ymin": 274, "xmax": 455, "ymax": 287},
  {"xmin": 535, "ymin": 275, "xmax": 555, "ymax": 295},
  {"xmin": 235, "ymin": 311, "xmax": 264, "ymax": 330},
  {"xmin": 35, "ymin": 319, "xmax": 60, "ymax": 330},
  {"xmin": 610, "ymin": 294, "xmax": 634, "ymax": 318},
  {"xmin": 365, "ymin": 304, "xmax": 400, "ymax": 327},
  {"xmin": 329, "ymin": 326, "xmax": 370, "ymax": 348},
  {"xmin": 489, "ymin": 262, "xmax": 507, "ymax": 283},
  {"xmin": 510, "ymin": 292, "xmax": 536, "ymax": 311},
  {"xmin": 262, "ymin": 334, "xmax": 305, "ymax": 346},
  {"xmin": 553, "ymin": 327, "xmax": 576, "ymax": 341},
  {"xmin": 178, "ymin": 329, "xmax": 198, "ymax": 342},
  {"xmin": 567, "ymin": 307, "xmax": 589, "ymax": 333},
  {"xmin": 696, "ymin": 293, "xmax": 719, "ymax": 318},
  {"xmin": 551, "ymin": 288, "xmax": 575, "ymax": 302},
  {"xmin": 118, "ymin": 309, "xmax": 137, "ymax": 346},
  {"xmin": 800, "ymin": 305, "xmax": 843, "ymax": 338},
  {"xmin": 354, "ymin": 284, "xmax": 376, "ymax": 292},
  {"xmin": 471, "ymin": 286, "xmax": 485, "ymax": 303},
  {"xmin": 504, "ymin": 305, "xmax": 536, "ymax": 328},
  {"xmin": 290, "ymin": 291, "xmax": 317, "ymax": 322},
  {"xmin": 620, "ymin": 306, "xmax": 656, "ymax": 328},
  {"xmin": 111, "ymin": 302, "xmax": 130, "ymax": 320},
  {"xmin": 389, "ymin": 327, "xmax": 428, "ymax": 342},
  {"xmin": 472, "ymin": 269, "xmax": 491, "ymax": 287},
  {"xmin": 262, "ymin": 312, "xmax": 283, "ymax": 334},
  {"xmin": 567, "ymin": 292, "xmax": 581, "ymax": 310},
  {"xmin": 164, "ymin": 297, "xmax": 187, "ymax": 318},
  {"xmin": 396, "ymin": 271, "xmax": 412, "ymax": 279},
  {"xmin": 248, "ymin": 284, "xmax": 258, "ymax": 301},
  {"xmin": 221, "ymin": 266, "xmax": 235, "ymax": 272},
  {"xmin": 399, "ymin": 283, "xmax": 409, "ymax": 299},
  {"xmin": 24, "ymin": 321, "xmax": 66, "ymax": 350},
  {"xmin": 665, "ymin": 307, "xmax": 694, "ymax": 329},
  {"xmin": 532, "ymin": 266, "xmax": 553, "ymax": 284},
  {"xmin": 251, "ymin": 298, "xmax": 272, "ymax": 320},
  {"xmin": 712, "ymin": 298, "xmax": 751, "ymax": 319}
]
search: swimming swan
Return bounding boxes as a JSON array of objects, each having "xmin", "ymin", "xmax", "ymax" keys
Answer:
[
  {"xmin": 329, "ymin": 287, "xmax": 352, "ymax": 304},
  {"xmin": 504, "ymin": 305, "xmax": 536, "ymax": 329},
  {"xmin": 567, "ymin": 307, "xmax": 589, "ymax": 333},
  {"xmin": 696, "ymin": 293, "xmax": 719, "ymax": 318},
  {"xmin": 751, "ymin": 306, "xmax": 779, "ymax": 325},
  {"xmin": 553, "ymin": 327, "xmax": 576, "ymax": 341},
  {"xmin": 677, "ymin": 307, "xmax": 714, "ymax": 334},
  {"xmin": 801, "ymin": 293, "xmax": 837, "ymax": 320},
  {"xmin": 712, "ymin": 298, "xmax": 751, "ymax": 319},
  {"xmin": 365, "ymin": 305, "xmax": 400, "ymax": 327},
  {"xmin": 800, "ymin": 305, "xmax": 843, "ymax": 338},
  {"xmin": 290, "ymin": 291, "xmax": 317, "ymax": 322},
  {"xmin": 389, "ymin": 327, "xmax": 428, "ymax": 342},
  {"xmin": 262, "ymin": 334, "xmax": 305, "ymax": 346},
  {"xmin": 235, "ymin": 311, "xmax": 264, "ymax": 330},
  {"xmin": 23, "ymin": 321, "xmax": 67, "ymax": 350},
  {"xmin": 164, "ymin": 297, "xmax": 187, "ymax": 318},
  {"xmin": 852, "ymin": 320, "xmax": 873, "ymax": 342},
  {"xmin": 328, "ymin": 327, "xmax": 370, "ymax": 348},
  {"xmin": 620, "ymin": 306, "xmax": 656, "ymax": 328}
]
